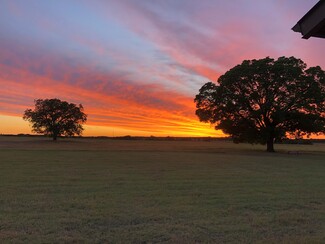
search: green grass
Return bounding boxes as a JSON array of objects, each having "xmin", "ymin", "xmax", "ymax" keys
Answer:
[{"xmin": 0, "ymin": 137, "xmax": 324, "ymax": 243}]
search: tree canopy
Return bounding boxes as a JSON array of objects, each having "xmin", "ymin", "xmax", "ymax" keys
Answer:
[
  {"xmin": 23, "ymin": 98, "xmax": 87, "ymax": 140},
  {"xmin": 195, "ymin": 56, "xmax": 325, "ymax": 152}
]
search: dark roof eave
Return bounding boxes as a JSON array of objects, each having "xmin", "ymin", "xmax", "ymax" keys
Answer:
[
  {"xmin": 292, "ymin": 23, "xmax": 301, "ymax": 33},
  {"xmin": 292, "ymin": 1, "xmax": 325, "ymax": 39}
]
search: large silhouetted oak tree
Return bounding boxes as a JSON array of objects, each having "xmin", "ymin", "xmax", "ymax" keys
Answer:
[
  {"xmin": 195, "ymin": 57, "xmax": 325, "ymax": 152},
  {"xmin": 23, "ymin": 98, "xmax": 87, "ymax": 140}
]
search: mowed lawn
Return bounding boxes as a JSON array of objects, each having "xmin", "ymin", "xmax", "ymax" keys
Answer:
[{"xmin": 0, "ymin": 137, "xmax": 324, "ymax": 243}]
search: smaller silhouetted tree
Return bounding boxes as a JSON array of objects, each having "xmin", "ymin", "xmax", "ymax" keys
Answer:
[{"xmin": 23, "ymin": 98, "xmax": 87, "ymax": 140}]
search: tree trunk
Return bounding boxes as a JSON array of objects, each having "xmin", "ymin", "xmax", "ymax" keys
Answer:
[
  {"xmin": 266, "ymin": 138, "xmax": 275, "ymax": 152},
  {"xmin": 53, "ymin": 133, "xmax": 57, "ymax": 141}
]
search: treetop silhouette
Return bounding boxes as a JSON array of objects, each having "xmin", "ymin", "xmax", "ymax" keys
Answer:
[
  {"xmin": 195, "ymin": 56, "xmax": 325, "ymax": 152},
  {"xmin": 23, "ymin": 98, "xmax": 87, "ymax": 140}
]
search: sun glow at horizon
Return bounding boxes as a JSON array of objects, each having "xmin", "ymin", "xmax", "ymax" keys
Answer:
[
  {"xmin": 2, "ymin": 114, "xmax": 323, "ymax": 139},
  {"xmin": 0, "ymin": 114, "xmax": 222, "ymax": 137}
]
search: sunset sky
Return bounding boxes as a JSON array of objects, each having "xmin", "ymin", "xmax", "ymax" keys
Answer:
[{"xmin": 0, "ymin": 0, "xmax": 324, "ymax": 137}]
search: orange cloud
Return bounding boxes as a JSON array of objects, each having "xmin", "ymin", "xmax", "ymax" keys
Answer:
[{"xmin": 0, "ymin": 60, "xmax": 218, "ymax": 137}]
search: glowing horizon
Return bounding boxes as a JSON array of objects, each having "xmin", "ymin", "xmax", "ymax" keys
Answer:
[{"xmin": 0, "ymin": 0, "xmax": 324, "ymax": 137}]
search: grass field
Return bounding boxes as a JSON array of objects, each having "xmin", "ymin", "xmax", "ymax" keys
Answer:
[{"xmin": 0, "ymin": 136, "xmax": 324, "ymax": 243}]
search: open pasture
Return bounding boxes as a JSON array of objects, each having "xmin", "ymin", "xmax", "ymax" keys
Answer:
[{"xmin": 0, "ymin": 136, "xmax": 324, "ymax": 243}]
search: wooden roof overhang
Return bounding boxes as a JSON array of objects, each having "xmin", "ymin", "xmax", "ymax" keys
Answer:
[{"xmin": 292, "ymin": 1, "xmax": 325, "ymax": 39}]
